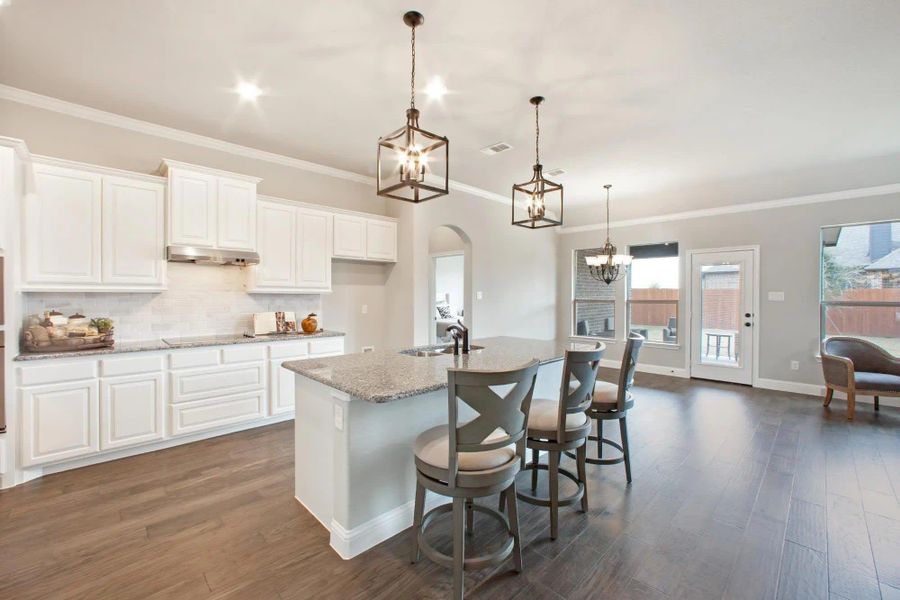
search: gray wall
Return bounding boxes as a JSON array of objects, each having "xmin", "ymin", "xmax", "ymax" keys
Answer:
[{"xmin": 557, "ymin": 193, "xmax": 900, "ymax": 385}]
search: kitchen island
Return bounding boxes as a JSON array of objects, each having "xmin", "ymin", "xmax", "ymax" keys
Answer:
[{"xmin": 283, "ymin": 336, "xmax": 598, "ymax": 558}]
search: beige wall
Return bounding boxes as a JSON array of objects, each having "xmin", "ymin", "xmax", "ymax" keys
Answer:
[{"xmin": 557, "ymin": 193, "xmax": 900, "ymax": 385}]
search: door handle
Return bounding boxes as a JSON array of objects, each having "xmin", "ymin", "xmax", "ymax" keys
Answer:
[
  {"xmin": 744, "ymin": 322, "xmax": 752, "ymax": 327},
  {"xmin": 744, "ymin": 313, "xmax": 751, "ymax": 318}
]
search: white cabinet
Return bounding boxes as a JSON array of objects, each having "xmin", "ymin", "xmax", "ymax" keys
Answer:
[
  {"xmin": 366, "ymin": 219, "xmax": 398, "ymax": 262},
  {"xmin": 100, "ymin": 373, "xmax": 164, "ymax": 450},
  {"xmin": 269, "ymin": 358, "xmax": 303, "ymax": 415},
  {"xmin": 26, "ymin": 164, "xmax": 102, "ymax": 285},
  {"xmin": 333, "ymin": 213, "xmax": 397, "ymax": 262},
  {"xmin": 251, "ymin": 200, "xmax": 332, "ymax": 293},
  {"xmin": 101, "ymin": 176, "xmax": 166, "ymax": 286},
  {"xmin": 333, "ymin": 214, "xmax": 367, "ymax": 259},
  {"xmin": 217, "ymin": 178, "xmax": 257, "ymax": 251},
  {"xmin": 163, "ymin": 160, "xmax": 260, "ymax": 252},
  {"xmin": 21, "ymin": 379, "xmax": 100, "ymax": 467},
  {"xmin": 171, "ymin": 390, "xmax": 266, "ymax": 436}
]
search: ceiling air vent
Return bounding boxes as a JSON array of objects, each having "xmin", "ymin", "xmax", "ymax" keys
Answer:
[
  {"xmin": 545, "ymin": 168, "xmax": 567, "ymax": 177},
  {"xmin": 481, "ymin": 142, "xmax": 513, "ymax": 155}
]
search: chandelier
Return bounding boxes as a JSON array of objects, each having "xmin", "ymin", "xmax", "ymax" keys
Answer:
[
  {"xmin": 376, "ymin": 11, "xmax": 449, "ymax": 203},
  {"xmin": 586, "ymin": 185, "xmax": 632, "ymax": 284},
  {"xmin": 511, "ymin": 96, "xmax": 563, "ymax": 228}
]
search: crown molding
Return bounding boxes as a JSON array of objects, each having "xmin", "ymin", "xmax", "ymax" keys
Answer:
[
  {"xmin": 31, "ymin": 154, "xmax": 166, "ymax": 184},
  {"xmin": 558, "ymin": 183, "xmax": 900, "ymax": 234}
]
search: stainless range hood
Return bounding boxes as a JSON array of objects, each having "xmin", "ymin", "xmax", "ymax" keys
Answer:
[{"xmin": 167, "ymin": 245, "xmax": 260, "ymax": 266}]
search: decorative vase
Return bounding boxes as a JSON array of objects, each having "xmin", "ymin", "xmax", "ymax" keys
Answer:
[{"xmin": 301, "ymin": 313, "xmax": 318, "ymax": 333}]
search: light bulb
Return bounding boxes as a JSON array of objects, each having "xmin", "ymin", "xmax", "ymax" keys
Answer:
[
  {"xmin": 527, "ymin": 192, "xmax": 546, "ymax": 220},
  {"xmin": 399, "ymin": 146, "xmax": 426, "ymax": 183}
]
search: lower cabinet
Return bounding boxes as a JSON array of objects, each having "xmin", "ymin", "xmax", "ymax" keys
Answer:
[
  {"xmin": 21, "ymin": 379, "xmax": 100, "ymax": 467},
  {"xmin": 270, "ymin": 357, "xmax": 304, "ymax": 415},
  {"xmin": 171, "ymin": 390, "xmax": 266, "ymax": 436},
  {"xmin": 100, "ymin": 373, "xmax": 164, "ymax": 450}
]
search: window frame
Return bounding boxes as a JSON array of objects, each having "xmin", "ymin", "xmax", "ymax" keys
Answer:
[
  {"xmin": 625, "ymin": 242, "xmax": 680, "ymax": 347},
  {"xmin": 571, "ymin": 248, "xmax": 618, "ymax": 341},
  {"xmin": 819, "ymin": 219, "xmax": 900, "ymax": 351}
]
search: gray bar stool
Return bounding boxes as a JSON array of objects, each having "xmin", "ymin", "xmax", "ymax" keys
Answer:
[
  {"xmin": 513, "ymin": 345, "xmax": 604, "ymax": 540},
  {"xmin": 411, "ymin": 360, "xmax": 540, "ymax": 600},
  {"xmin": 579, "ymin": 333, "xmax": 643, "ymax": 482}
]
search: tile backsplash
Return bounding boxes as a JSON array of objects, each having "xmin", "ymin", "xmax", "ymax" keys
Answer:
[{"xmin": 23, "ymin": 263, "xmax": 321, "ymax": 341}]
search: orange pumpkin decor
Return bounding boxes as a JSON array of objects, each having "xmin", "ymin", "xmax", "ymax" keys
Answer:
[{"xmin": 301, "ymin": 313, "xmax": 319, "ymax": 333}]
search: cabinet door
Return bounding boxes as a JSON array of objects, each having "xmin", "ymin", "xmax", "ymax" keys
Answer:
[
  {"xmin": 101, "ymin": 176, "xmax": 166, "ymax": 286},
  {"xmin": 169, "ymin": 168, "xmax": 217, "ymax": 247},
  {"xmin": 100, "ymin": 373, "xmax": 164, "ymax": 450},
  {"xmin": 332, "ymin": 214, "xmax": 367, "ymax": 259},
  {"xmin": 21, "ymin": 379, "xmax": 99, "ymax": 466},
  {"xmin": 26, "ymin": 164, "xmax": 102, "ymax": 284},
  {"xmin": 296, "ymin": 208, "xmax": 332, "ymax": 290},
  {"xmin": 254, "ymin": 201, "xmax": 297, "ymax": 288},
  {"xmin": 217, "ymin": 178, "xmax": 257, "ymax": 250},
  {"xmin": 269, "ymin": 357, "xmax": 305, "ymax": 415},
  {"xmin": 366, "ymin": 219, "xmax": 398, "ymax": 262}
]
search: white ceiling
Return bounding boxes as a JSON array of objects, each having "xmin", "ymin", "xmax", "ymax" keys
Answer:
[{"xmin": 2, "ymin": 0, "xmax": 899, "ymax": 224}]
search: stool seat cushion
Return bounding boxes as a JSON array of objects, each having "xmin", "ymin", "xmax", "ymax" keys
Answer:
[
  {"xmin": 414, "ymin": 425, "xmax": 516, "ymax": 471},
  {"xmin": 528, "ymin": 397, "xmax": 589, "ymax": 431}
]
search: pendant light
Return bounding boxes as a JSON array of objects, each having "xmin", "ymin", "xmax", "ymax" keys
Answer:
[
  {"xmin": 587, "ymin": 185, "xmax": 632, "ymax": 284},
  {"xmin": 511, "ymin": 96, "xmax": 563, "ymax": 228},
  {"xmin": 376, "ymin": 11, "xmax": 449, "ymax": 203}
]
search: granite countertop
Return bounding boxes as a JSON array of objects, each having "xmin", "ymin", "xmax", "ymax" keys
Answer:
[
  {"xmin": 14, "ymin": 330, "xmax": 345, "ymax": 361},
  {"xmin": 283, "ymin": 336, "xmax": 601, "ymax": 403}
]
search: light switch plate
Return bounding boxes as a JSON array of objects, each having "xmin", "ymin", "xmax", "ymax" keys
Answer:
[
  {"xmin": 476, "ymin": 291, "xmax": 484, "ymax": 300},
  {"xmin": 768, "ymin": 291, "xmax": 785, "ymax": 302}
]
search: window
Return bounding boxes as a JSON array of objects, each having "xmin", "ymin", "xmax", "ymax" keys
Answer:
[
  {"xmin": 572, "ymin": 248, "xmax": 616, "ymax": 339},
  {"xmin": 626, "ymin": 242, "xmax": 679, "ymax": 344},
  {"xmin": 820, "ymin": 220, "xmax": 900, "ymax": 356}
]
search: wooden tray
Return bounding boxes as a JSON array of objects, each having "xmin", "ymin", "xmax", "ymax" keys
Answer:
[{"xmin": 23, "ymin": 331, "xmax": 115, "ymax": 353}]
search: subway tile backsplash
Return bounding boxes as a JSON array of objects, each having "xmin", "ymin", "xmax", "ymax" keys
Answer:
[{"xmin": 23, "ymin": 263, "xmax": 321, "ymax": 341}]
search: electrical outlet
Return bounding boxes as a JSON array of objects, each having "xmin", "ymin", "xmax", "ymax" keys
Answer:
[
  {"xmin": 361, "ymin": 304, "xmax": 368, "ymax": 314},
  {"xmin": 362, "ymin": 345, "xmax": 375, "ymax": 353},
  {"xmin": 333, "ymin": 404, "xmax": 344, "ymax": 431},
  {"xmin": 790, "ymin": 360, "xmax": 799, "ymax": 371},
  {"xmin": 768, "ymin": 291, "xmax": 785, "ymax": 302},
  {"xmin": 476, "ymin": 291, "xmax": 484, "ymax": 300}
]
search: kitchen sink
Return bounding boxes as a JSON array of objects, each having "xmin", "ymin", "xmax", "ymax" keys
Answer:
[{"xmin": 400, "ymin": 345, "xmax": 485, "ymax": 357}]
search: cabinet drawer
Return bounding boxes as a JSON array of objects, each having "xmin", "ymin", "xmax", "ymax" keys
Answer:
[
  {"xmin": 169, "ymin": 349, "xmax": 219, "ymax": 370},
  {"xmin": 100, "ymin": 355, "xmax": 164, "ymax": 378},
  {"xmin": 268, "ymin": 342, "xmax": 309, "ymax": 359},
  {"xmin": 222, "ymin": 345, "xmax": 267, "ymax": 364},
  {"xmin": 19, "ymin": 360, "xmax": 97, "ymax": 387},
  {"xmin": 309, "ymin": 338, "xmax": 344, "ymax": 356},
  {"xmin": 170, "ymin": 390, "xmax": 265, "ymax": 436},
  {"xmin": 170, "ymin": 362, "xmax": 265, "ymax": 404}
]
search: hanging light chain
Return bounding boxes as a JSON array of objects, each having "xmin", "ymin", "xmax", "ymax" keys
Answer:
[
  {"xmin": 410, "ymin": 24, "xmax": 417, "ymax": 110},
  {"xmin": 534, "ymin": 101, "xmax": 540, "ymax": 165},
  {"xmin": 605, "ymin": 185, "xmax": 611, "ymax": 242}
]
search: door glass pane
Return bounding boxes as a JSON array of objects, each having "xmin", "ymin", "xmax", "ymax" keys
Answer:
[{"xmin": 699, "ymin": 263, "xmax": 742, "ymax": 365}]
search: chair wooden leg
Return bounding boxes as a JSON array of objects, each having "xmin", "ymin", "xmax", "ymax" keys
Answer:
[
  {"xmin": 576, "ymin": 443, "xmax": 588, "ymax": 512},
  {"xmin": 847, "ymin": 391, "xmax": 856, "ymax": 420},
  {"xmin": 452, "ymin": 497, "xmax": 466, "ymax": 600},
  {"xmin": 874, "ymin": 396, "xmax": 880, "ymax": 411},
  {"xmin": 531, "ymin": 447, "xmax": 539, "ymax": 491},
  {"xmin": 549, "ymin": 450, "xmax": 560, "ymax": 540},
  {"xmin": 505, "ymin": 481, "xmax": 523, "ymax": 573},
  {"xmin": 620, "ymin": 417, "xmax": 632, "ymax": 484},
  {"xmin": 411, "ymin": 480, "xmax": 426, "ymax": 563},
  {"xmin": 465, "ymin": 498, "xmax": 474, "ymax": 536},
  {"xmin": 823, "ymin": 387, "xmax": 834, "ymax": 407}
]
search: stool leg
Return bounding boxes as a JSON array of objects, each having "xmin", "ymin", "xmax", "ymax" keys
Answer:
[
  {"xmin": 875, "ymin": 396, "xmax": 880, "ymax": 411},
  {"xmin": 505, "ymin": 481, "xmax": 523, "ymax": 573},
  {"xmin": 498, "ymin": 489, "xmax": 506, "ymax": 513},
  {"xmin": 620, "ymin": 417, "xmax": 632, "ymax": 483},
  {"xmin": 465, "ymin": 498, "xmax": 474, "ymax": 536},
  {"xmin": 452, "ymin": 497, "xmax": 466, "ymax": 600},
  {"xmin": 531, "ymin": 447, "xmax": 539, "ymax": 491},
  {"xmin": 549, "ymin": 450, "xmax": 560, "ymax": 540},
  {"xmin": 597, "ymin": 419, "xmax": 603, "ymax": 459},
  {"xmin": 576, "ymin": 442, "xmax": 588, "ymax": 512},
  {"xmin": 411, "ymin": 480, "xmax": 426, "ymax": 563}
]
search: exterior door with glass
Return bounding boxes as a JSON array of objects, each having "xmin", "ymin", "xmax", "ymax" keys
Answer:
[{"xmin": 689, "ymin": 249, "xmax": 756, "ymax": 384}]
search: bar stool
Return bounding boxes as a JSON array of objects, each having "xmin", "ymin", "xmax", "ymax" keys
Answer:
[
  {"xmin": 581, "ymin": 333, "xmax": 643, "ymax": 483},
  {"xmin": 411, "ymin": 360, "xmax": 540, "ymax": 600},
  {"xmin": 514, "ymin": 345, "xmax": 604, "ymax": 540}
]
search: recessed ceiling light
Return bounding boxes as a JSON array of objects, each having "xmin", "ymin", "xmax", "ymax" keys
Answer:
[
  {"xmin": 236, "ymin": 81, "xmax": 263, "ymax": 101},
  {"xmin": 423, "ymin": 76, "xmax": 447, "ymax": 100}
]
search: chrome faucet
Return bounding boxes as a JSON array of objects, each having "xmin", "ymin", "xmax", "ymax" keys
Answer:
[{"xmin": 445, "ymin": 320, "xmax": 469, "ymax": 355}]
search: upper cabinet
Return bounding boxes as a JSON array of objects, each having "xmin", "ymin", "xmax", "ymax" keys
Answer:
[
  {"xmin": 251, "ymin": 200, "xmax": 332, "ymax": 293},
  {"xmin": 24, "ymin": 162, "xmax": 165, "ymax": 291},
  {"xmin": 162, "ymin": 160, "xmax": 259, "ymax": 252},
  {"xmin": 333, "ymin": 214, "xmax": 397, "ymax": 263}
]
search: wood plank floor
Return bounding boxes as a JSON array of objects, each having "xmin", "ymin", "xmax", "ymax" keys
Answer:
[{"xmin": 1, "ymin": 371, "xmax": 898, "ymax": 599}]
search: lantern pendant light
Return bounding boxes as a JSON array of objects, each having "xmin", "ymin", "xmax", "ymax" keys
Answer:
[
  {"xmin": 511, "ymin": 96, "xmax": 563, "ymax": 228},
  {"xmin": 376, "ymin": 11, "xmax": 449, "ymax": 203},
  {"xmin": 587, "ymin": 185, "xmax": 633, "ymax": 284}
]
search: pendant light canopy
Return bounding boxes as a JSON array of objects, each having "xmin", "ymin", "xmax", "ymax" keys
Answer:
[
  {"xmin": 587, "ymin": 185, "xmax": 633, "ymax": 284},
  {"xmin": 511, "ymin": 96, "xmax": 563, "ymax": 229},
  {"xmin": 376, "ymin": 11, "xmax": 449, "ymax": 203}
]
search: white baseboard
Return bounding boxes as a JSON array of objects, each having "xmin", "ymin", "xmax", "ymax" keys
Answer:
[
  {"xmin": 328, "ymin": 492, "xmax": 445, "ymax": 559},
  {"xmin": 754, "ymin": 378, "xmax": 899, "ymax": 408},
  {"xmin": 600, "ymin": 358, "xmax": 689, "ymax": 379}
]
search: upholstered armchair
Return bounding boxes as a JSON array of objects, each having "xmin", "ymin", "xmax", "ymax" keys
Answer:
[{"xmin": 821, "ymin": 337, "xmax": 900, "ymax": 419}]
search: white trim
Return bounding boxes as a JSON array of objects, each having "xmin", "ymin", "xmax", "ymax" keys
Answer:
[
  {"xmin": 327, "ymin": 493, "xmax": 445, "ymax": 559},
  {"xmin": 754, "ymin": 378, "xmax": 900, "ymax": 408},
  {"xmin": 600, "ymin": 358, "xmax": 689, "ymax": 378},
  {"xmin": 159, "ymin": 158, "xmax": 261, "ymax": 183},
  {"xmin": 559, "ymin": 184, "xmax": 900, "ymax": 234},
  {"xmin": 257, "ymin": 194, "xmax": 398, "ymax": 223},
  {"xmin": 31, "ymin": 154, "xmax": 165, "ymax": 184}
]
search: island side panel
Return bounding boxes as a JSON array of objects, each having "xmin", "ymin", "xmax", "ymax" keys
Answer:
[{"xmin": 294, "ymin": 375, "xmax": 338, "ymax": 529}]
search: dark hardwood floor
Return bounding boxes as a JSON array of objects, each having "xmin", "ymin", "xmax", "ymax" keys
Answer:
[{"xmin": 1, "ymin": 370, "xmax": 898, "ymax": 599}]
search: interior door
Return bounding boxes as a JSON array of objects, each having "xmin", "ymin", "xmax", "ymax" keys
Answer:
[{"xmin": 689, "ymin": 249, "xmax": 755, "ymax": 385}]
